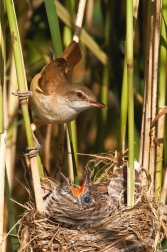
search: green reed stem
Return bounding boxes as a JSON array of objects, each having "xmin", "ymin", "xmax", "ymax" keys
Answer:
[
  {"xmin": 5, "ymin": 168, "xmax": 19, "ymax": 251},
  {"xmin": 155, "ymin": 2, "xmax": 167, "ymax": 193},
  {"xmin": 44, "ymin": 0, "xmax": 78, "ymax": 183},
  {"xmin": 0, "ymin": 0, "xmax": 4, "ymax": 134},
  {"xmin": 126, "ymin": 0, "xmax": 134, "ymax": 206},
  {"xmin": 5, "ymin": 0, "xmax": 44, "ymax": 212}
]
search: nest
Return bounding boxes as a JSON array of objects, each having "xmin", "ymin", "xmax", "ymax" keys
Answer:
[
  {"xmin": 18, "ymin": 191, "xmax": 163, "ymax": 251},
  {"xmin": 17, "ymin": 153, "xmax": 164, "ymax": 251}
]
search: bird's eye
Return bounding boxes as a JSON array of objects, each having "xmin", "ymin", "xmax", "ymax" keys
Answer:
[
  {"xmin": 82, "ymin": 194, "xmax": 92, "ymax": 205},
  {"xmin": 76, "ymin": 92, "xmax": 83, "ymax": 98}
]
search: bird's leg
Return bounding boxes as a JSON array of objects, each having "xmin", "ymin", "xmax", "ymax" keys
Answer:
[
  {"xmin": 12, "ymin": 90, "xmax": 33, "ymax": 100},
  {"xmin": 49, "ymin": 47, "xmax": 56, "ymax": 60},
  {"xmin": 13, "ymin": 90, "xmax": 41, "ymax": 158},
  {"xmin": 22, "ymin": 131, "xmax": 41, "ymax": 158}
]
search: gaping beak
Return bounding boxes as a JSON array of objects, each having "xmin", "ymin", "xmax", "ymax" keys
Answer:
[
  {"xmin": 61, "ymin": 170, "xmax": 91, "ymax": 197},
  {"xmin": 60, "ymin": 172, "xmax": 86, "ymax": 196}
]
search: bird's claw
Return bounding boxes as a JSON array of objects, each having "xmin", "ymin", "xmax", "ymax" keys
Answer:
[
  {"xmin": 22, "ymin": 144, "xmax": 41, "ymax": 158},
  {"xmin": 12, "ymin": 90, "xmax": 32, "ymax": 100},
  {"xmin": 22, "ymin": 132, "xmax": 41, "ymax": 158}
]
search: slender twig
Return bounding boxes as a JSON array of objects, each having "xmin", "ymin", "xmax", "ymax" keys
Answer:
[
  {"xmin": 151, "ymin": 107, "xmax": 167, "ymax": 127},
  {"xmin": 66, "ymin": 125, "xmax": 74, "ymax": 183},
  {"xmin": 55, "ymin": 124, "xmax": 65, "ymax": 182},
  {"xmin": 126, "ymin": 0, "xmax": 134, "ymax": 206},
  {"xmin": 118, "ymin": 57, "xmax": 127, "ymax": 154}
]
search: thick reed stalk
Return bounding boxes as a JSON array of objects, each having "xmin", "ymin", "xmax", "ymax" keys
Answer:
[
  {"xmin": 139, "ymin": 0, "xmax": 154, "ymax": 184},
  {"xmin": 5, "ymin": 169, "xmax": 19, "ymax": 251},
  {"xmin": 0, "ymin": 133, "xmax": 5, "ymax": 252},
  {"xmin": 0, "ymin": 1, "xmax": 5, "ymax": 250},
  {"xmin": 4, "ymin": 0, "xmax": 43, "ymax": 212},
  {"xmin": 151, "ymin": 0, "xmax": 161, "ymax": 194},
  {"xmin": 118, "ymin": 0, "xmax": 139, "ymax": 156},
  {"xmin": 158, "ymin": 1, "xmax": 167, "ymax": 201}
]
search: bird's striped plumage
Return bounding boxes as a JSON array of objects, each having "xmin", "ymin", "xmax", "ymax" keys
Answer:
[{"xmin": 44, "ymin": 166, "xmax": 142, "ymax": 227}]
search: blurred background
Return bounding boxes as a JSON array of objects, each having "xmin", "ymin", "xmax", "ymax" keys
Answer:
[{"xmin": 3, "ymin": 0, "xmax": 166, "ymax": 250}]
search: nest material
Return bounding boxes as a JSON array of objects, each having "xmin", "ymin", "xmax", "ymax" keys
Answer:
[
  {"xmin": 18, "ymin": 193, "xmax": 163, "ymax": 252},
  {"xmin": 18, "ymin": 153, "xmax": 164, "ymax": 251}
]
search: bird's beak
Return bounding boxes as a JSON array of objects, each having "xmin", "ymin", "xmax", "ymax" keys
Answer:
[
  {"xmin": 91, "ymin": 100, "xmax": 107, "ymax": 108},
  {"xmin": 68, "ymin": 170, "xmax": 91, "ymax": 197},
  {"xmin": 60, "ymin": 172, "xmax": 87, "ymax": 196}
]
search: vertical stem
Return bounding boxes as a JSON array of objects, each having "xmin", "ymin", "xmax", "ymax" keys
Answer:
[
  {"xmin": 55, "ymin": 124, "xmax": 65, "ymax": 182},
  {"xmin": 73, "ymin": 0, "xmax": 87, "ymax": 42},
  {"xmin": 0, "ymin": 1, "xmax": 5, "ymax": 250},
  {"xmin": 45, "ymin": 0, "xmax": 66, "ymax": 182},
  {"xmin": 71, "ymin": 0, "xmax": 87, "ymax": 183},
  {"xmin": 126, "ymin": 0, "xmax": 134, "ymax": 206},
  {"xmin": 118, "ymin": 58, "xmax": 128, "ymax": 154},
  {"xmin": 0, "ymin": 0, "xmax": 4, "ymax": 134},
  {"xmin": 155, "ymin": 0, "xmax": 166, "ymax": 195},
  {"xmin": 5, "ymin": 168, "xmax": 19, "ymax": 251},
  {"xmin": 0, "ymin": 133, "xmax": 5, "ymax": 252},
  {"xmin": 96, "ymin": 65, "xmax": 109, "ymax": 153},
  {"xmin": 139, "ymin": 0, "xmax": 154, "ymax": 175},
  {"xmin": 63, "ymin": 0, "xmax": 78, "ymax": 183},
  {"xmin": 45, "ymin": 0, "xmax": 82, "ymax": 184},
  {"xmin": 66, "ymin": 125, "xmax": 74, "ymax": 183},
  {"xmin": 44, "ymin": 0, "xmax": 63, "ymax": 57},
  {"xmin": 5, "ymin": 0, "xmax": 43, "ymax": 212},
  {"xmin": 118, "ymin": 0, "xmax": 139, "ymax": 156},
  {"xmin": 67, "ymin": 123, "xmax": 78, "ymax": 183}
]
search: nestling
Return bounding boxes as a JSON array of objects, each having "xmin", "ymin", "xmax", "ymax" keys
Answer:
[{"xmin": 44, "ymin": 166, "xmax": 142, "ymax": 227}]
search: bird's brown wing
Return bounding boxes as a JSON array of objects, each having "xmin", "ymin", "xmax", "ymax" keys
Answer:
[
  {"xmin": 37, "ymin": 41, "xmax": 81, "ymax": 94},
  {"xmin": 61, "ymin": 40, "xmax": 82, "ymax": 81},
  {"xmin": 38, "ymin": 58, "xmax": 67, "ymax": 95},
  {"xmin": 107, "ymin": 166, "xmax": 142, "ymax": 207}
]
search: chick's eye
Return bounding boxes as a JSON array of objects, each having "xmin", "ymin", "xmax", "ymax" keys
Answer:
[
  {"xmin": 77, "ymin": 92, "xmax": 83, "ymax": 98},
  {"xmin": 83, "ymin": 194, "xmax": 91, "ymax": 205}
]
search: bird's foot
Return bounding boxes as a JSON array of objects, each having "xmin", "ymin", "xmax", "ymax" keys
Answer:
[
  {"xmin": 12, "ymin": 90, "xmax": 33, "ymax": 100},
  {"xmin": 22, "ymin": 132, "xmax": 41, "ymax": 158}
]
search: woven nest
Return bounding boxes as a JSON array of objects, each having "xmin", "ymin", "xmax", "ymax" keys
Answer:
[
  {"xmin": 18, "ymin": 153, "xmax": 164, "ymax": 251},
  {"xmin": 18, "ymin": 186, "xmax": 163, "ymax": 251}
]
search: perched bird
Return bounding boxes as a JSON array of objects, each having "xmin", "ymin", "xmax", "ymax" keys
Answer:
[
  {"xmin": 14, "ymin": 41, "xmax": 106, "ymax": 129},
  {"xmin": 44, "ymin": 166, "xmax": 142, "ymax": 227},
  {"xmin": 13, "ymin": 41, "xmax": 106, "ymax": 156}
]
